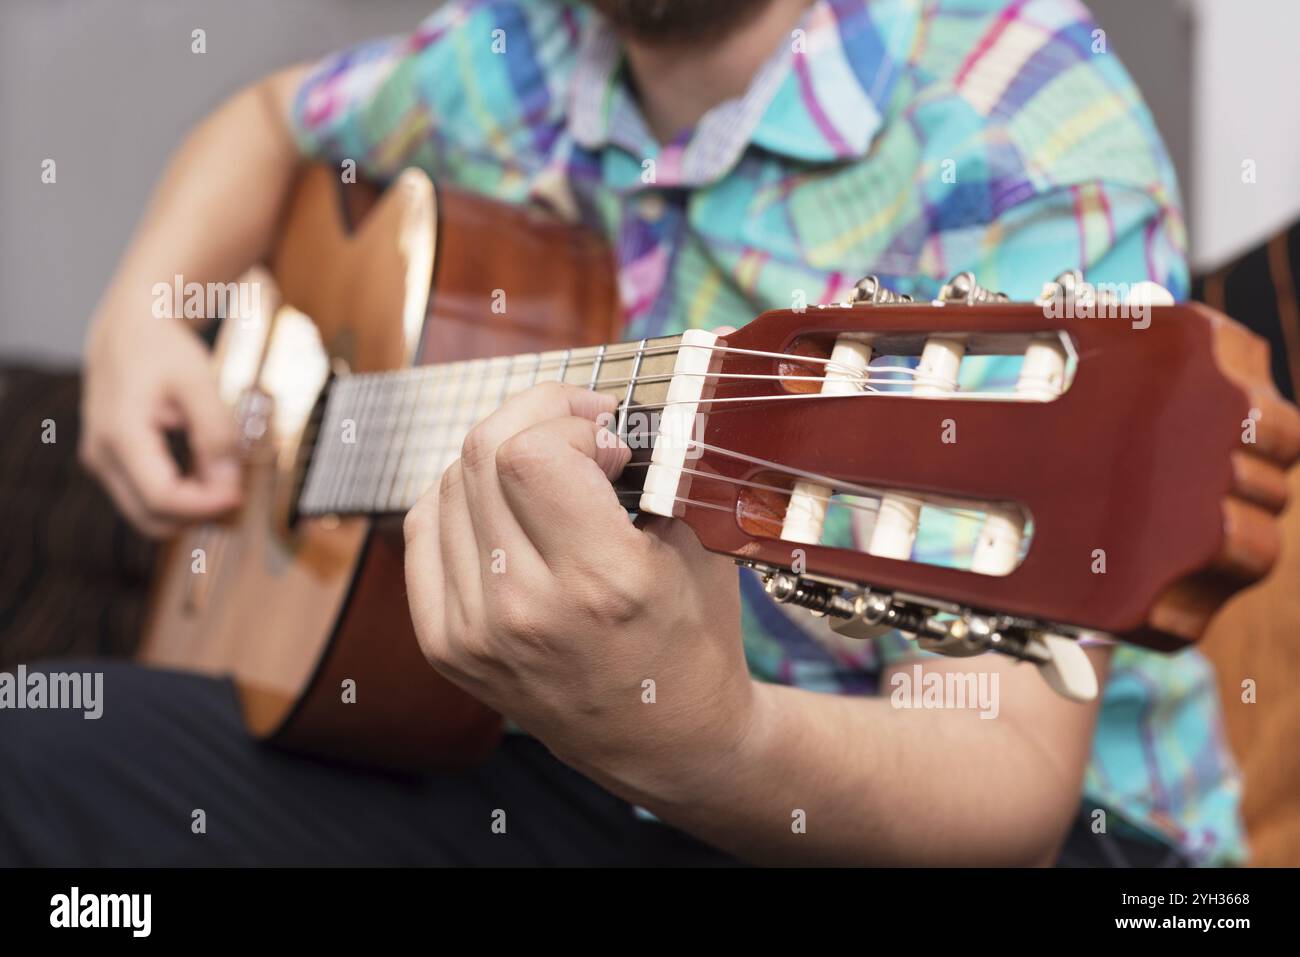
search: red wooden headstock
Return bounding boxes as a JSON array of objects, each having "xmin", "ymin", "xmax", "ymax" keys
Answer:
[{"xmin": 672, "ymin": 295, "xmax": 1300, "ymax": 662}]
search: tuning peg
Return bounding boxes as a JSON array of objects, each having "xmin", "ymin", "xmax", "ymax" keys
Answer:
[
  {"xmin": 1039, "ymin": 269, "xmax": 1084, "ymax": 304},
  {"xmin": 1124, "ymin": 281, "xmax": 1175, "ymax": 307},
  {"xmin": 937, "ymin": 271, "xmax": 1009, "ymax": 304},
  {"xmin": 916, "ymin": 615, "xmax": 990, "ymax": 657},
  {"xmin": 1037, "ymin": 271, "xmax": 1174, "ymax": 311},
  {"xmin": 1029, "ymin": 633, "xmax": 1098, "ymax": 703},
  {"xmin": 850, "ymin": 275, "xmax": 913, "ymax": 305},
  {"xmin": 752, "ymin": 560, "xmax": 1100, "ymax": 704}
]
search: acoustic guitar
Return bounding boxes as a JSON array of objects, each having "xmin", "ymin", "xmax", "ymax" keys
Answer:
[{"xmin": 139, "ymin": 164, "xmax": 1300, "ymax": 770}]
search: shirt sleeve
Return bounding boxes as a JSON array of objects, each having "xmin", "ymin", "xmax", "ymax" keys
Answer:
[
  {"xmin": 288, "ymin": 0, "xmax": 578, "ymax": 188},
  {"xmin": 290, "ymin": 20, "xmax": 436, "ymax": 178}
]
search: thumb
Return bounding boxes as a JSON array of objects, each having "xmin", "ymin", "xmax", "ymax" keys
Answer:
[{"xmin": 167, "ymin": 352, "xmax": 240, "ymax": 495}]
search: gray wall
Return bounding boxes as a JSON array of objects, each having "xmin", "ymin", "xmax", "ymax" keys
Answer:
[
  {"xmin": 0, "ymin": 0, "xmax": 432, "ymax": 365},
  {"xmin": 1087, "ymin": 0, "xmax": 1194, "ymax": 236}
]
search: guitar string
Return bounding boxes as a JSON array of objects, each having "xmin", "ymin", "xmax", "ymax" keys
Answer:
[
  {"xmin": 606, "ymin": 489, "xmax": 1027, "ymax": 579},
  {"xmin": 298, "ymin": 360, "xmax": 1012, "ymax": 459},
  {"xmin": 297, "ymin": 383, "xmax": 1033, "ymax": 514},
  {"xmin": 295, "ymin": 336, "xmax": 1050, "ymax": 512},
  {"xmin": 334, "ymin": 332, "xmax": 1058, "ymax": 389},
  {"xmin": 296, "ymin": 330, "xmax": 1043, "ymax": 454},
  {"xmin": 612, "ymin": 440, "xmax": 998, "ymax": 522},
  {"xmin": 302, "ymin": 407, "xmax": 1002, "ymax": 525},
  {"xmin": 294, "ymin": 361, "xmax": 922, "ymax": 498},
  {"xmin": 613, "ymin": 461, "xmax": 994, "ymax": 522}
]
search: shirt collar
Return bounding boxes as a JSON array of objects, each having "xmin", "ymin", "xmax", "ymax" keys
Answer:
[{"xmin": 567, "ymin": 0, "xmax": 920, "ymax": 189}]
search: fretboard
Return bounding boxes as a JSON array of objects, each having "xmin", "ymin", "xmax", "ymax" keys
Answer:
[{"xmin": 296, "ymin": 336, "xmax": 683, "ymax": 517}]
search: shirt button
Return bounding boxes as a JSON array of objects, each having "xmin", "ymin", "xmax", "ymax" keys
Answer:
[{"xmin": 637, "ymin": 193, "xmax": 666, "ymax": 223}]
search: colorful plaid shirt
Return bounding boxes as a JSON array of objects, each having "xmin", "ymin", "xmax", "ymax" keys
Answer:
[{"xmin": 293, "ymin": 0, "xmax": 1244, "ymax": 864}]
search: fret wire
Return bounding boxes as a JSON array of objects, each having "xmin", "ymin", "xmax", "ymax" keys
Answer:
[
  {"xmin": 475, "ymin": 357, "xmax": 500, "ymax": 426},
  {"xmin": 432, "ymin": 363, "xmax": 462, "ymax": 485},
  {"xmin": 311, "ymin": 376, "xmax": 338, "ymax": 512},
  {"xmin": 437, "ymin": 360, "xmax": 473, "ymax": 480},
  {"xmin": 412, "ymin": 367, "xmax": 440, "ymax": 508},
  {"xmin": 324, "ymin": 376, "xmax": 358, "ymax": 512},
  {"xmin": 354, "ymin": 375, "xmax": 376, "ymax": 512},
  {"xmin": 386, "ymin": 374, "xmax": 409, "ymax": 512},
  {"xmin": 424, "ymin": 365, "xmax": 451, "ymax": 496},
  {"xmin": 386, "ymin": 372, "xmax": 412, "ymax": 506},
  {"xmin": 380, "ymin": 370, "xmax": 419, "ymax": 511},
  {"xmin": 299, "ymin": 381, "xmax": 333, "ymax": 512},
  {"xmin": 423, "ymin": 362, "xmax": 455, "ymax": 489},
  {"xmin": 475, "ymin": 358, "xmax": 498, "ymax": 421},
  {"xmin": 389, "ymin": 371, "xmax": 416, "ymax": 511},
  {"xmin": 332, "ymin": 376, "xmax": 363, "ymax": 511},
  {"xmin": 403, "ymin": 368, "xmax": 440, "ymax": 508},
  {"xmin": 344, "ymin": 376, "xmax": 367, "ymax": 512},
  {"xmin": 465, "ymin": 356, "xmax": 495, "ymax": 443},
  {"xmin": 496, "ymin": 354, "xmax": 518, "ymax": 408},
  {"xmin": 322, "ymin": 379, "xmax": 350, "ymax": 509},
  {"xmin": 416, "ymin": 361, "xmax": 457, "ymax": 504},
  {"xmin": 302, "ymin": 335, "xmax": 699, "ymax": 515},
  {"xmin": 336, "ymin": 339, "xmax": 685, "ymax": 402},
  {"xmin": 587, "ymin": 344, "xmax": 606, "ymax": 391},
  {"xmin": 370, "ymin": 340, "xmax": 704, "ymax": 393},
  {"xmin": 351, "ymin": 375, "xmax": 382, "ymax": 512},
  {"xmin": 364, "ymin": 374, "xmax": 392, "ymax": 510},
  {"xmin": 453, "ymin": 362, "xmax": 476, "ymax": 439},
  {"xmin": 489, "ymin": 357, "xmax": 508, "ymax": 416},
  {"xmin": 367, "ymin": 373, "xmax": 399, "ymax": 510},
  {"xmin": 368, "ymin": 373, "xmax": 397, "ymax": 511},
  {"xmin": 617, "ymin": 338, "xmax": 648, "ymax": 442},
  {"xmin": 302, "ymin": 378, "xmax": 339, "ymax": 510}
]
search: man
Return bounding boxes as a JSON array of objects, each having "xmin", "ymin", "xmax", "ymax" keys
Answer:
[{"xmin": 2, "ymin": 0, "xmax": 1241, "ymax": 865}]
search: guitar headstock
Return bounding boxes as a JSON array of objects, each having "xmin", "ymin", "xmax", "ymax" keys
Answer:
[{"xmin": 651, "ymin": 273, "xmax": 1300, "ymax": 699}]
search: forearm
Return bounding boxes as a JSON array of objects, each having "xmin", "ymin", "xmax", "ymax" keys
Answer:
[
  {"xmin": 91, "ymin": 65, "xmax": 309, "ymax": 335},
  {"xmin": 606, "ymin": 651, "xmax": 1108, "ymax": 866}
]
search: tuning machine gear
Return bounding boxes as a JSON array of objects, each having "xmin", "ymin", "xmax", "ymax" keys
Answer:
[
  {"xmin": 937, "ymin": 271, "xmax": 1009, "ymax": 304},
  {"xmin": 1037, "ymin": 269, "xmax": 1175, "ymax": 311},
  {"xmin": 748, "ymin": 563, "xmax": 1099, "ymax": 702},
  {"xmin": 850, "ymin": 275, "xmax": 914, "ymax": 305}
]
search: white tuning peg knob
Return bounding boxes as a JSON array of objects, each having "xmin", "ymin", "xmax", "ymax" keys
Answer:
[
  {"xmin": 1123, "ymin": 281, "xmax": 1175, "ymax": 307},
  {"xmin": 1030, "ymin": 633, "xmax": 1098, "ymax": 703}
]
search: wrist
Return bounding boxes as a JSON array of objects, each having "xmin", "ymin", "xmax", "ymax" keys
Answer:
[{"xmin": 588, "ymin": 675, "xmax": 775, "ymax": 813}]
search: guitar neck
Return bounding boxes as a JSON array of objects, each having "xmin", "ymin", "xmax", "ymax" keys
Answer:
[{"xmin": 296, "ymin": 335, "xmax": 685, "ymax": 517}]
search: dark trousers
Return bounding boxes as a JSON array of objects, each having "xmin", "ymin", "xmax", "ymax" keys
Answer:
[
  {"xmin": 0, "ymin": 660, "xmax": 731, "ymax": 866},
  {"xmin": 0, "ymin": 661, "xmax": 1185, "ymax": 867}
]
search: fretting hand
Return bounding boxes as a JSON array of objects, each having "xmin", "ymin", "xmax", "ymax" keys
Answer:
[{"xmin": 402, "ymin": 381, "xmax": 755, "ymax": 803}]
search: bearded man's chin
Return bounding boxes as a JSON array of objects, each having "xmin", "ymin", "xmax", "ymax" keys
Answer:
[{"xmin": 582, "ymin": 0, "xmax": 774, "ymax": 45}]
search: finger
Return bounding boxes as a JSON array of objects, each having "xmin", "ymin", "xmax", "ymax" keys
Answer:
[
  {"xmin": 112, "ymin": 422, "xmax": 241, "ymax": 523},
  {"xmin": 463, "ymin": 381, "xmax": 626, "ymax": 480},
  {"xmin": 163, "ymin": 356, "xmax": 242, "ymax": 501},
  {"xmin": 437, "ymin": 461, "xmax": 487, "ymax": 637},
  {"xmin": 495, "ymin": 415, "xmax": 642, "ymax": 564},
  {"xmin": 460, "ymin": 382, "xmax": 627, "ymax": 566},
  {"xmin": 402, "ymin": 487, "xmax": 446, "ymax": 660},
  {"xmin": 94, "ymin": 446, "xmax": 179, "ymax": 539}
]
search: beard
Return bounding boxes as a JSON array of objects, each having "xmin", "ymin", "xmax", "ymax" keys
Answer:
[{"xmin": 582, "ymin": 0, "xmax": 774, "ymax": 44}]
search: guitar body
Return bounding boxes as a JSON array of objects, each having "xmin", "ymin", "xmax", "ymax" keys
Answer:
[{"xmin": 139, "ymin": 165, "xmax": 620, "ymax": 769}]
